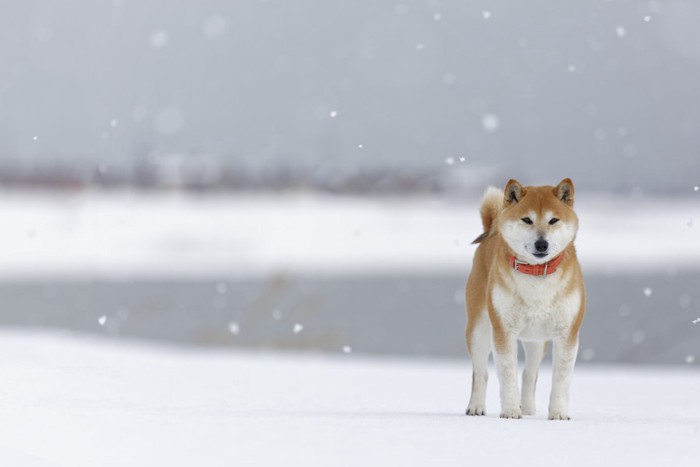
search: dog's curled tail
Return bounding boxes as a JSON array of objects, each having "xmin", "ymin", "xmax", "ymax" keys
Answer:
[{"xmin": 472, "ymin": 186, "xmax": 503, "ymax": 244}]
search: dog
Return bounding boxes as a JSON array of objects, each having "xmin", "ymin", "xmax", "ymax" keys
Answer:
[{"xmin": 464, "ymin": 178, "xmax": 585, "ymax": 420}]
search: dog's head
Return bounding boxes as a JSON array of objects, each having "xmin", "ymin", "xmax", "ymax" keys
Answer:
[{"xmin": 498, "ymin": 178, "xmax": 579, "ymax": 264}]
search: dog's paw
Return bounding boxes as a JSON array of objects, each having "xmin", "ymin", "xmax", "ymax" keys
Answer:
[
  {"xmin": 521, "ymin": 404, "xmax": 536, "ymax": 416},
  {"xmin": 499, "ymin": 408, "xmax": 522, "ymax": 419},
  {"xmin": 548, "ymin": 412, "xmax": 571, "ymax": 421},
  {"xmin": 465, "ymin": 405, "xmax": 486, "ymax": 416}
]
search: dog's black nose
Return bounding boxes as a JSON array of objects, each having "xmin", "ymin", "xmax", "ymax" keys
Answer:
[{"xmin": 534, "ymin": 239, "xmax": 549, "ymax": 252}]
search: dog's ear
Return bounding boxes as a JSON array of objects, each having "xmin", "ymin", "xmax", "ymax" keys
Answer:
[
  {"xmin": 504, "ymin": 179, "xmax": 525, "ymax": 205},
  {"xmin": 554, "ymin": 178, "xmax": 574, "ymax": 206}
]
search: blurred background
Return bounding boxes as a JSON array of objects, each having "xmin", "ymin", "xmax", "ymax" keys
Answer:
[{"xmin": 0, "ymin": 0, "xmax": 698, "ymax": 365}]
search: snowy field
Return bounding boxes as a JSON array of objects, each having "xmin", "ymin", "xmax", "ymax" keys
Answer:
[
  {"xmin": 1, "ymin": 190, "xmax": 698, "ymax": 278},
  {"xmin": 0, "ymin": 331, "xmax": 698, "ymax": 467},
  {"xmin": 0, "ymin": 190, "xmax": 698, "ymax": 363}
]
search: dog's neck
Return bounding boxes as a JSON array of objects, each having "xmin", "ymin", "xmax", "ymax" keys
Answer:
[{"xmin": 509, "ymin": 253, "xmax": 565, "ymax": 276}]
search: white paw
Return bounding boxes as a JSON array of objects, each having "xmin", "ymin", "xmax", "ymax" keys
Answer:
[
  {"xmin": 465, "ymin": 405, "xmax": 486, "ymax": 416},
  {"xmin": 521, "ymin": 403, "xmax": 536, "ymax": 416},
  {"xmin": 548, "ymin": 412, "xmax": 571, "ymax": 421},
  {"xmin": 500, "ymin": 407, "xmax": 522, "ymax": 419}
]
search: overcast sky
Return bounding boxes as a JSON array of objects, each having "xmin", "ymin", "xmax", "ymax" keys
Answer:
[{"xmin": 0, "ymin": 0, "xmax": 698, "ymax": 192}]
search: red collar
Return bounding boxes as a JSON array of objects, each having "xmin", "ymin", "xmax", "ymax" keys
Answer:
[{"xmin": 510, "ymin": 254, "xmax": 564, "ymax": 276}]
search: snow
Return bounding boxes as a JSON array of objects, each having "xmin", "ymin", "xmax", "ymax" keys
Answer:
[
  {"xmin": 293, "ymin": 323, "xmax": 304, "ymax": 334},
  {"xmin": 481, "ymin": 113, "xmax": 500, "ymax": 132},
  {"xmin": 149, "ymin": 29, "xmax": 169, "ymax": 49},
  {"xmin": 0, "ymin": 331, "xmax": 698, "ymax": 466},
  {"xmin": 154, "ymin": 107, "xmax": 186, "ymax": 134},
  {"xmin": 0, "ymin": 191, "xmax": 698, "ymax": 279},
  {"xmin": 203, "ymin": 15, "xmax": 228, "ymax": 38}
]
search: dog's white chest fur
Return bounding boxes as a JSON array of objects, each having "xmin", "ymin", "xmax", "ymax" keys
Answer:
[{"xmin": 491, "ymin": 271, "xmax": 580, "ymax": 341}]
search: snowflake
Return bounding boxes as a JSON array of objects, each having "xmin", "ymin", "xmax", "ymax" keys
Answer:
[{"xmin": 481, "ymin": 114, "xmax": 500, "ymax": 132}]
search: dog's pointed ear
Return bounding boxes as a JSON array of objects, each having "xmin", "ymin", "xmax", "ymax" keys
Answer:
[
  {"xmin": 504, "ymin": 179, "xmax": 525, "ymax": 205},
  {"xmin": 554, "ymin": 178, "xmax": 574, "ymax": 206}
]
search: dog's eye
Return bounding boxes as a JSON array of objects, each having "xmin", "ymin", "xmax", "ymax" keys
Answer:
[
  {"xmin": 549, "ymin": 218, "xmax": 559, "ymax": 225},
  {"xmin": 521, "ymin": 217, "xmax": 533, "ymax": 225}
]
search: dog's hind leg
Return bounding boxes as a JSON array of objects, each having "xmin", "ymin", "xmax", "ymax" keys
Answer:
[
  {"xmin": 521, "ymin": 341, "xmax": 547, "ymax": 415},
  {"xmin": 466, "ymin": 315, "xmax": 490, "ymax": 416}
]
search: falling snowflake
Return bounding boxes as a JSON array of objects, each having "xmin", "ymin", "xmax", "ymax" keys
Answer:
[
  {"xmin": 615, "ymin": 26, "xmax": 626, "ymax": 38},
  {"xmin": 394, "ymin": 4, "xmax": 409, "ymax": 15},
  {"xmin": 216, "ymin": 282, "xmax": 227, "ymax": 294},
  {"xmin": 32, "ymin": 136, "xmax": 38, "ymax": 141},
  {"xmin": 228, "ymin": 321, "xmax": 240, "ymax": 335},
  {"xmin": 109, "ymin": 119, "xmax": 118, "ymax": 128},
  {"xmin": 482, "ymin": 11, "xmax": 491, "ymax": 19},
  {"xmin": 643, "ymin": 15, "xmax": 651, "ymax": 22},
  {"xmin": 433, "ymin": 12, "xmax": 441, "ymax": 21},
  {"xmin": 203, "ymin": 15, "xmax": 228, "ymax": 38},
  {"xmin": 272, "ymin": 309, "xmax": 282, "ymax": 320},
  {"xmin": 567, "ymin": 64, "xmax": 577, "ymax": 72},
  {"xmin": 293, "ymin": 323, "xmax": 304, "ymax": 334},
  {"xmin": 445, "ymin": 157, "xmax": 455, "ymax": 165},
  {"xmin": 632, "ymin": 330, "xmax": 645, "ymax": 344},
  {"xmin": 694, "ymin": 186, "xmax": 699, "ymax": 192},
  {"xmin": 329, "ymin": 110, "xmax": 338, "ymax": 118},
  {"xmin": 643, "ymin": 287, "xmax": 653, "ymax": 297},
  {"xmin": 415, "ymin": 43, "xmax": 425, "ymax": 50},
  {"xmin": 481, "ymin": 113, "xmax": 500, "ymax": 132},
  {"xmin": 691, "ymin": 317, "xmax": 700, "ymax": 324},
  {"xmin": 342, "ymin": 346, "xmax": 352, "ymax": 353},
  {"xmin": 150, "ymin": 29, "xmax": 169, "ymax": 49},
  {"xmin": 154, "ymin": 107, "xmax": 185, "ymax": 135},
  {"xmin": 580, "ymin": 348, "xmax": 595, "ymax": 361},
  {"xmin": 686, "ymin": 355, "xmax": 695, "ymax": 364},
  {"xmin": 459, "ymin": 156, "xmax": 466, "ymax": 162},
  {"xmin": 358, "ymin": 144, "xmax": 363, "ymax": 149},
  {"xmin": 442, "ymin": 72, "xmax": 457, "ymax": 85},
  {"xmin": 98, "ymin": 315, "xmax": 107, "ymax": 326}
]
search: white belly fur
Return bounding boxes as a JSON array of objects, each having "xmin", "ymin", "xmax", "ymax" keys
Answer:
[{"xmin": 491, "ymin": 271, "xmax": 581, "ymax": 341}]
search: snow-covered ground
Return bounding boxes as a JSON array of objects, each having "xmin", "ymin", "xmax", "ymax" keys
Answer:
[
  {"xmin": 0, "ymin": 331, "xmax": 698, "ymax": 466},
  {"xmin": 1, "ymin": 190, "xmax": 698, "ymax": 279}
]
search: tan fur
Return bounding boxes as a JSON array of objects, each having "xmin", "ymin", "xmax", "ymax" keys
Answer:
[{"xmin": 465, "ymin": 178, "xmax": 586, "ymax": 420}]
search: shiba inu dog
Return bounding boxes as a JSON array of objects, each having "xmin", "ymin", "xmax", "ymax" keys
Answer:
[{"xmin": 465, "ymin": 178, "xmax": 585, "ymax": 420}]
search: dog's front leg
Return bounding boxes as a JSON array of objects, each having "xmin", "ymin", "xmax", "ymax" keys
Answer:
[
  {"xmin": 492, "ymin": 331, "xmax": 521, "ymax": 419},
  {"xmin": 548, "ymin": 335, "xmax": 579, "ymax": 420}
]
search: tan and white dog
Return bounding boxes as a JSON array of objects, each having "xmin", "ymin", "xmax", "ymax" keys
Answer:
[{"xmin": 465, "ymin": 178, "xmax": 585, "ymax": 420}]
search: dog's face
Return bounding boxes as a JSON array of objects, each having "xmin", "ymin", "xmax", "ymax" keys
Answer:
[{"xmin": 498, "ymin": 178, "xmax": 579, "ymax": 264}]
